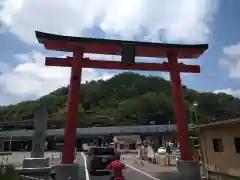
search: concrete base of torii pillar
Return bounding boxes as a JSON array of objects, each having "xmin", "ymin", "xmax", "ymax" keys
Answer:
[{"xmin": 177, "ymin": 160, "xmax": 201, "ymax": 180}]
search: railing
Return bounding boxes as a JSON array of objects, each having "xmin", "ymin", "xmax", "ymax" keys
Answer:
[
  {"xmin": 208, "ymin": 171, "xmax": 238, "ymax": 180},
  {"xmin": 19, "ymin": 175, "xmax": 73, "ymax": 180},
  {"xmin": 19, "ymin": 171, "xmax": 57, "ymax": 180},
  {"xmin": 20, "ymin": 175, "xmax": 44, "ymax": 180},
  {"xmin": 205, "ymin": 114, "xmax": 240, "ymax": 123},
  {"xmin": 0, "ymin": 152, "xmax": 11, "ymax": 165}
]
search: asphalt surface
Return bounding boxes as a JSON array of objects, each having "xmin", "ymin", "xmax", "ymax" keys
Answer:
[
  {"xmin": 122, "ymin": 154, "xmax": 179, "ymax": 180},
  {"xmin": 75, "ymin": 154, "xmax": 87, "ymax": 180},
  {"xmin": 3, "ymin": 151, "xmax": 180, "ymax": 180},
  {"xmin": 78, "ymin": 153, "xmax": 158, "ymax": 180},
  {"xmin": 78, "ymin": 153, "xmax": 180, "ymax": 180}
]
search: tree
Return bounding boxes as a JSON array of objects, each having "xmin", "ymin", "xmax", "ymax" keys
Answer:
[{"xmin": 0, "ymin": 72, "xmax": 239, "ymax": 126}]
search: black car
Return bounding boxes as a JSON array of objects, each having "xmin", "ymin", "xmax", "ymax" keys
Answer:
[{"xmin": 87, "ymin": 147, "xmax": 116, "ymax": 175}]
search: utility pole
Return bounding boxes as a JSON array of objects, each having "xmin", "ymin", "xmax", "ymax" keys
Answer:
[
  {"xmin": 9, "ymin": 136, "xmax": 12, "ymax": 152},
  {"xmin": 192, "ymin": 102, "xmax": 198, "ymax": 125}
]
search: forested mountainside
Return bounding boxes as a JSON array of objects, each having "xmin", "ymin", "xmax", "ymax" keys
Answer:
[{"xmin": 0, "ymin": 72, "xmax": 239, "ymax": 127}]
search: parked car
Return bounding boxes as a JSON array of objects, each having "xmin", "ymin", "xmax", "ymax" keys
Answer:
[
  {"xmin": 87, "ymin": 147, "xmax": 116, "ymax": 175},
  {"xmin": 175, "ymin": 148, "xmax": 180, "ymax": 154},
  {"xmin": 157, "ymin": 147, "xmax": 167, "ymax": 154}
]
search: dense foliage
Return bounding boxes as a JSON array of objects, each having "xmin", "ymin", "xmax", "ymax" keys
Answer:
[
  {"xmin": 0, "ymin": 164, "xmax": 18, "ymax": 180},
  {"xmin": 0, "ymin": 72, "xmax": 240, "ymax": 126}
]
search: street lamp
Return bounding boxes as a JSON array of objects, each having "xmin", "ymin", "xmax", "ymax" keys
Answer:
[
  {"xmin": 192, "ymin": 102, "xmax": 198, "ymax": 124},
  {"xmin": 193, "ymin": 102, "xmax": 198, "ymax": 107}
]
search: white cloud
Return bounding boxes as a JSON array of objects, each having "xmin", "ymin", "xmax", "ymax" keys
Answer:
[
  {"xmin": 0, "ymin": 51, "xmax": 194, "ymax": 105},
  {"xmin": 219, "ymin": 43, "xmax": 240, "ymax": 79},
  {"xmin": 0, "ymin": 0, "xmax": 219, "ymax": 105},
  {"xmin": 213, "ymin": 88, "xmax": 240, "ymax": 98},
  {"xmin": 0, "ymin": 0, "xmax": 218, "ymax": 44},
  {"xmin": 0, "ymin": 52, "xmax": 115, "ymax": 105}
]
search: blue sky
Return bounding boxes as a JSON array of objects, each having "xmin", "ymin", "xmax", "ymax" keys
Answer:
[{"xmin": 0, "ymin": 0, "xmax": 239, "ymax": 105}]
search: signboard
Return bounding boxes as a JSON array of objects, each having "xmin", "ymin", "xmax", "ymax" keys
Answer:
[{"xmin": 138, "ymin": 113, "xmax": 170, "ymax": 125}]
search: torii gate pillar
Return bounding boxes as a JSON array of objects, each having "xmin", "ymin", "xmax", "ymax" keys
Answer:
[
  {"xmin": 168, "ymin": 52, "xmax": 201, "ymax": 179},
  {"xmin": 61, "ymin": 50, "xmax": 83, "ymax": 164},
  {"xmin": 168, "ymin": 52, "xmax": 192, "ymax": 160}
]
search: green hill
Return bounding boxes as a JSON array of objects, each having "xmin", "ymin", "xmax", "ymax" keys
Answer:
[{"xmin": 0, "ymin": 72, "xmax": 239, "ymax": 126}]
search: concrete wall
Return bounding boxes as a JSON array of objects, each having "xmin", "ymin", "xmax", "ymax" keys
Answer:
[{"xmin": 199, "ymin": 123, "xmax": 240, "ymax": 177}]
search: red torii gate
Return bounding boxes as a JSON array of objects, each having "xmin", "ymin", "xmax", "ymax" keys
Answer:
[{"xmin": 35, "ymin": 31, "xmax": 208, "ymax": 164}]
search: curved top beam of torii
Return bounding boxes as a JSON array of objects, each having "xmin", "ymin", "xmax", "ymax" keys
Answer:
[{"xmin": 35, "ymin": 31, "xmax": 208, "ymax": 59}]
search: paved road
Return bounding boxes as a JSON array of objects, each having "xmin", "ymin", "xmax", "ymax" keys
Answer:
[
  {"xmin": 122, "ymin": 154, "xmax": 179, "ymax": 180},
  {"xmin": 5, "ymin": 152, "xmax": 180, "ymax": 180},
  {"xmin": 75, "ymin": 154, "xmax": 86, "ymax": 180},
  {"xmin": 79, "ymin": 152, "xmax": 180, "ymax": 180}
]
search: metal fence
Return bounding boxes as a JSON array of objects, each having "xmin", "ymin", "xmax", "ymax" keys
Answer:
[
  {"xmin": 208, "ymin": 171, "xmax": 240, "ymax": 180},
  {"xmin": 19, "ymin": 175, "xmax": 72, "ymax": 180},
  {"xmin": 20, "ymin": 175, "xmax": 44, "ymax": 180}
]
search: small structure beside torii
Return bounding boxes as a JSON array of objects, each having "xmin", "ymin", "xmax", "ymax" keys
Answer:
[
  {"xmin": 194, "ymin": 118, "xmax": 240, "ymax": 179},
  {"xmin": 113, "ymin": 135, "xmax": 141, "ymax": 153}
]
